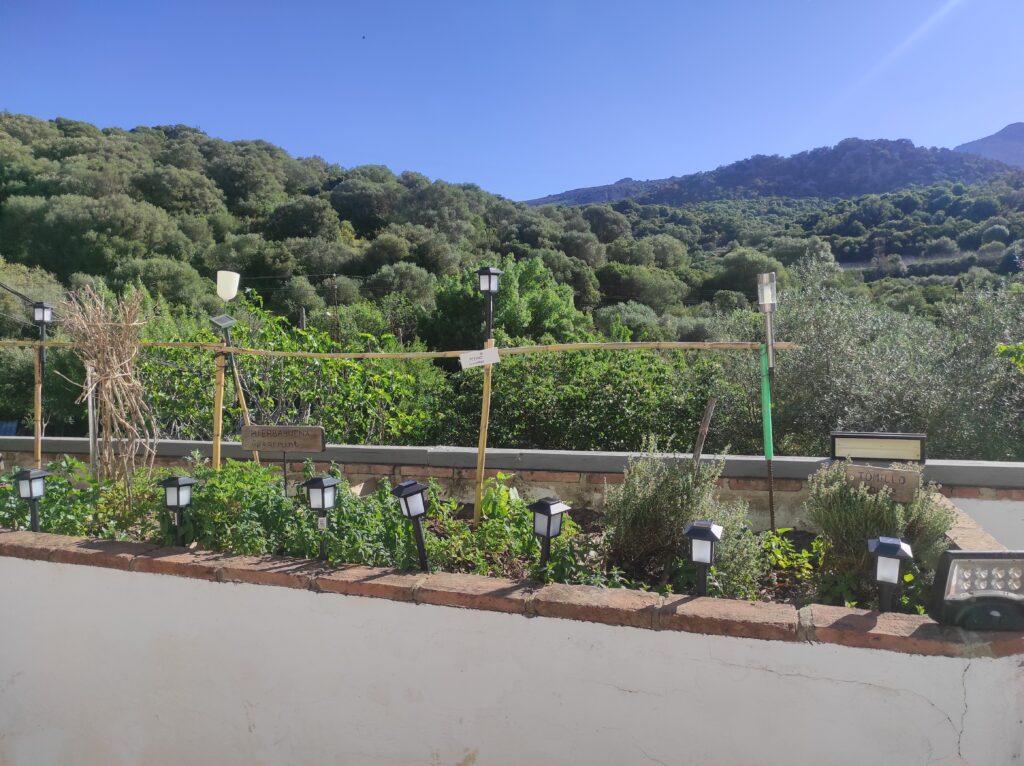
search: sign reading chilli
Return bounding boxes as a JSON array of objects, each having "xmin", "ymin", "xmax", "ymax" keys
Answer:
[
  {"xmin": 241, "ymin": 425, "xmax": 326, "ymax": 454},
  {"xmin": 844, "ymin": 464, "xmax": 920, "ymax": 504}
]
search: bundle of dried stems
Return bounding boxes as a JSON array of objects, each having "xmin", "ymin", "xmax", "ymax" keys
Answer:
[{"xmin": 61, "ymin": 286, "xmax": 157, "ymax": 484}]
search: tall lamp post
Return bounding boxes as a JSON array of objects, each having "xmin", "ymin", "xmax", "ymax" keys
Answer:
[
  {"xmin": 756, "ymin": 272, "xmax": 777, "ymax": 531},
  {"xmin": 472, "ymin": 266, "xmax": 502, "ymax": 525},
  {"xmin": 302, "ymin": 475, "xmax": 340, "ymax": 561},
  {"xmin": 31, "ymin": 302, "xmax": 53, "ymax": 469}
]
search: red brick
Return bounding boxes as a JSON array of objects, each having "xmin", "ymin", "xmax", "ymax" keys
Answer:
[
  {"xmin": 315, "ymin": 566, "xmax": 425, "ymax": 602},
  {"xmin": 351, "ymin": 464, "xmax": 398, "ymax": 476},
  {"xmin": 50, "ymin": 539, "xmax": 158, "ymax": 571},
  {"xmin": 803, "ymin": 604, "xmax": 968, "ymax": 657},
  {"xmin": 519, "ymin": 470, "xmax": 581, "ymax": 483},
  {"xmin": 456, "ymin": 468, "xmax": 503, "ymax": 481},
  {"xmin": 131, "ymin": 549, "xmax": 224, "ymax": 581},
  {"xmin": 532, "ymin": 583, "xmax": 662, "ymax": 629},
  {"xmin": 585, "ymin": 472, "xmax": 625, "ymax": 485},
  {"xmin": 659, "ymin": 596, "xmax": 798, "ymax": 641},
  {"xmin": 0, "ymin": 531, "xmax": 83, "ymax": 561},
  {"xmin": 994, "ymin": 488, "xmax": 1024, "ymax": 501},
  {"xmin": 728, "ymin": 478, "xmax": 768, "ymax": 491},
  {"xmin": 216, "ymin": 554, "xmax": 322, "ymax": 589},
  {"xmin": 950, "ymin": 486, "xmax": 983, "ymax": 499},
  {"xmin": 416, "ymin": 573, "xmax": 533, "ymax": 614},
  {"xmin": 774, "ymin": 479, "xmax": 805, "ymax": 492},
  {"xmin": 399, "ymin": 465, "xmax": 454, "ymax": 479}
]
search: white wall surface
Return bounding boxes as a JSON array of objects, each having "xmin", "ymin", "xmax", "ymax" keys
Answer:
[
  {"xmin": 0, "ymin": 557, "xmax": 1021, "ymax": 766},
  {"xmin": 958, "ymin": 498, "xmax": 1024, "ymax": 549}
]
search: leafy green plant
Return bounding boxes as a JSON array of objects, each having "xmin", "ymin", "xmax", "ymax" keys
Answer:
[{"xmin": 706, "ymin": 501, "xmax": 767, "ymax": 601}]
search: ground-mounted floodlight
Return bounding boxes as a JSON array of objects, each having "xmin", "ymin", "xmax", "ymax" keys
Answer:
[
  {"xmin": 528, "ymin": 497, "xmax": 570, "ymax": 573},
  {"xmin": 302, "ymin": 475, "xmax": 341, "ymax": 561},
  {"xmin": 684, "ymin": 520, "xmax": 724, "ymax": 596},
  {"xmin": 868, "ymin": 536, "xmax": 913, "ymax": 612},
  {"xmin": 14, "ymin": 468, "xmax": 50, "ymax": 532},
  {"xmin": 392, "ymin": 479, "xmax": 430, "ymax": 571},
  {"xmin": 931, "ymin": 550, "xmax": 1024, "ymax": 630},
  {"xmin": 476, "ymin": 266, "xmax": 502, "ymax": 340},
  {"xmin": 217, "ymin": 270, "xmax": 240, "ymax": 303},
  {"xmin": 158, "ymin": 475, "xmax": 198, "ymax": 547}
]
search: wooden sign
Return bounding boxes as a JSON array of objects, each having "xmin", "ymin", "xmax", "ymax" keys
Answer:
[
  {"xmin": 844, "ymin": 464, "xmax": 920, "ymax": 503},
  {"xmin": 459, "ymin": 347, "xmax": 501, "ymax": 370},
  {"xmin": 241, "ymin": 425, "xmax": 326, "ymax": 453}
]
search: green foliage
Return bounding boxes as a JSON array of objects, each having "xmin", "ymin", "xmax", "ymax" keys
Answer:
[{"xmin": 804, "ymin": 462, "xmax": 954, "ymax": 608}]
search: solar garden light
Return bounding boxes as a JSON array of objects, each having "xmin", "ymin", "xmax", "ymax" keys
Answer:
[
  {"xmin": 528, "ymin": 496, "xmax": 570, "ymax": 573},
  {"xmin": 392, "ymin": 479, "xmax": 430, "ymax": 572},
  {"xmin": 476, "ymin": 266, "xmax": 502, "ymax": 340},
  {"xmin": 684, "ymin": 520, "xmax": 724, "ymax": 596},
  {"xmin": 14, "ymin": 468, "xmax": 51, "ymax": 532},
  {"xmin": 756, "ymin": 272, "xmax": 777, "ymax": 371},
  {"xmin": 158, "ymin": 475, "xmax": 198, "ymax": 547},
  {"xmin": 931, "ymin": 550, "xmax": 1024, "ymax": 631},
  {"xmin": 868, "ymin": 536, "xmax": 914, "ymax": 612},
  {"xmin": 302, "ymin": 475, "xmax": 341, "ymax": 561}
]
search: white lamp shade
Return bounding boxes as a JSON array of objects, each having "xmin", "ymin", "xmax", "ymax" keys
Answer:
[
  {"xmin": 217, "ymin": 271, "xmax": 241, "ymax": 302},
  {"xmin": 479, "ymin": 274, "xmax": 499, "ymax": 293},
  {"xmin": 18, "ymin": 477, "xmax": 45, "ymax": 500},
  {"xmin": 534, "ymin": 512, "xmax": 548, "ymax": 537},
  {"xmin": 401, "ymin": 492, "xmax": 426, "ymax": 518},
  {"xmin": 33, "ymin": 305, "xmax": 52, "ymax": 323},
  {"xmin": 164, "ymin": 484, "xmax": 193, "ymax": 508},
  {"xmin": 309, "ymin": 487, "xmax": 324, "ymax": 509},
  {"xmin": 876, "ymin": 556, "xmax": 901, "ymax": 584},
  {"xmin": 17, "ymin": 479, "xmax": 31, "ymax": 499},
  {"xmin": 692, "ymin": 539, "xmax": 713, "ymax": 564}
]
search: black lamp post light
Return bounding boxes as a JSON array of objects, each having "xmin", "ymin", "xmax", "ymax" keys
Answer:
[
  {"xmin": 528, "ymin": 496, "xmax": 571, "ymax": 572},
  {"xmin": 476, "ymin": 266, "xmax": 502, "ymax": 340},
  {"xmin": 868, "ymin": 536, "xmax": 913, "ymax": 612},
  {"xmin": 14, "ymin": 468, "xmax": 51, "ymax": 532},
  {"xmin": 392, "ymin": 479, "xmax": 430, "ymax": 572},
  {"xmin": 931, "ymin": 549, "xmax": 1024, "ymax": 630},
  {"xmin": 159, "ymin": 475, "xmax": 198, "ymax": 547},
  {"xmin": 302, "ymin": 475, "xmax": 341, "ymax": 561},
  {"xmin": 683, "ymin": 520, "xmax": 724, "ymax": 596},
  {"xmin": 32, "ymin": 301, "xmax": 54, "ymax": 376}
]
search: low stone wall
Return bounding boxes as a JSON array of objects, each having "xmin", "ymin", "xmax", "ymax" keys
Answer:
[
  {"xmin": 1, "ymin": 530, "xmax": 1022, "ymax": 765},
  {"xmin": 3, "ymin": 437, "xmax": 1024, "ymax": 531}
]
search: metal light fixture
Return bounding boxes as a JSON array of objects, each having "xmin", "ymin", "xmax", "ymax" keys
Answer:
[
  {"xmin": 32, "ymin": 302, "xmax": 54, "ymax": 326},
  {"xmin": 476, "ymin": 266, "xmax": 502, "ymax": 340},
  {"xmin": 931, "ymin": 549, "xmax": 1024, "ymax": 630},
  {"xmin": 756, "ymin": 271, "xmax": 778, "ymax": 531},
  {"xmin": 684, "ymin": 520, "xmax": 723, "ymax": 596},
  {"xmin": 302, "ymin": 475, "xmax": 341, "ymax": 561},
  {"xmin": 392, "ymin": 479, "xmax": 430, "ymax": 571},
  {"xmin": 158, "ymin": 475, "xmax": 198, "ymax": 547},
  {"xmin": 528, "ymin": 496, "xmax": 570, "ymax": 572},
  {"xmin": 868, "ymin": 536, "xmax": 913, "ymax": 612},
  {"xmin": 217, "ymin": 270, "xmax": 240, "ymax": 303},
  {"xmin": 209, "ymin": 313, "xmax": 237, "ymax": 337},
  {"xmin": 14, "ymin": 467, "xmax": 50, "ymax": 532}
]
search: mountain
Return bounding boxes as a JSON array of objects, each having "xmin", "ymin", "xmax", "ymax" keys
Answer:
[
  {"xmin": 954, "ymin": 123, "xmax": 1024, "ymax": 168},
  {"xmin": 527, "ymin": 138, "xmax": 1010, "ymax": 206}
]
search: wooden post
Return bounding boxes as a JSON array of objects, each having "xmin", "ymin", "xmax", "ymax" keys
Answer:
[
  {"xmin": 212, "ymin": 345, "xmax": 227, "ymax": 469},
  {"xmin": 691, "ymin": 396, "xmax": 717, "ymax": 471},
  {"xmin": 33, "ymin": 345, "xmax": 43, "ymax": 469},
  {"xmin": 472, "ymin": 338, "xmax": 496, "ymax": 525},
  {"xmin": 230, "ymin": 356, "xmax": 259, "ymax": 466}
]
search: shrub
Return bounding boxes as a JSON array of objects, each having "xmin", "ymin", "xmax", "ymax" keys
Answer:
[
  {"xmin": 707, "ymin": 501, "xmax": 766, "ymax": 601},
  {"xmin": 804, "ymin": 461, "xmax": 954, "ymax": 607}
]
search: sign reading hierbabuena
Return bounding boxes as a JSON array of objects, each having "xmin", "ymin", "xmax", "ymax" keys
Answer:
[
  {"xmin": 843, "ymin": 463, "xmax": 920, "ymax": 504},
  {"xmin": 241, "ymin": 425, "xmax": 326, "ymax": 453}
]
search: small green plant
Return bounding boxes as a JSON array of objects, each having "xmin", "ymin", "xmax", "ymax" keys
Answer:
[{"xmin": 706, "ymin": 501, "xmax": 767, "ymax": 601}]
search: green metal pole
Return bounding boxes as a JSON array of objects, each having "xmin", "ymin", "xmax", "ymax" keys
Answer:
[{"xmin": 760, "ymin": 344, "xmax": 776, "ymax": 529}]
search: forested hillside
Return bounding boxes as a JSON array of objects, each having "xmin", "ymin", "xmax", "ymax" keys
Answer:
[
  {"xmin": 955, "ymin": 123, "xmax": 1024, "ymax": 168},
  {"xmin": 527, "ymin": 138, "xmax": 1010, "ymax": 206},
  {"xmin": 2, "ymin": 113, "xmax": 1024, "ymax": 461}
]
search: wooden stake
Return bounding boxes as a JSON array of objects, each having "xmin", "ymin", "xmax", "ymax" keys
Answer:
[
  {"xmin": 33, "ymin": 347, "xmax": 43, "ymax": 469},
  {"xmin": 212, "ymin": 346, "xmax": 227, "ymax": 469},
  {"xmin": 230, "ymin": 355, "xmax": 259, "ymax": 466},
  {"xmin": 692, "ymin": 396, "xmax": 717, "ymax": 469},
  {"xmin": 472, "ymin": 338, "xmax": 495, "ymax": 525}
]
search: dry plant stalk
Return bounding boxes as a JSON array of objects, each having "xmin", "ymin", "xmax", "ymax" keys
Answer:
[{"xmin": 62, "ymin": 286, "xmax": 157, "ymax": 483}]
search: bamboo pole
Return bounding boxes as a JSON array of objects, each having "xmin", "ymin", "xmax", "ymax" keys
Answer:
[
  {"xmin": 472, "ymin": 338, "xmax": 496, "ymax": 526},
  {"xmin": 212, "ymin": 345, "xmax": 227, "ymax": 469},
  {"xmin": 230, "ymin": 355, "xmax": 259, "ymax": 466},
  {"xmin": 33, "ymin": 347, "xmax": 42, "ymax": 469}
]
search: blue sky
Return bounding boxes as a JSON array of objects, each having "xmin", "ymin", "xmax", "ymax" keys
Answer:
[{"xmin": 2, "ymin": 0, "xmax": 1022, "ymax": 200}]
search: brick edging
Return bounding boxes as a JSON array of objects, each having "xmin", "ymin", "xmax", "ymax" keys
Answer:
[{"xmin": 1, "ymin": 529, "xmax": 1021, "ymax": 659}]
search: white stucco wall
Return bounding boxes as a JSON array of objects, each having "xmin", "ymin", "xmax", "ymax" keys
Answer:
[{"xmin": 0, "ymin": 557, "xmax": 1021, "ymax": 766}]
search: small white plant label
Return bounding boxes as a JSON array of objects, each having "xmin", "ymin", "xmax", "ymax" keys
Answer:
[
  {"xmin": 317, "ymin": 516, "xmax": 328, "ymax": 530},
  {"xmin": 459, "ymin": 347, "xmax": 501, "ymax": 370}
]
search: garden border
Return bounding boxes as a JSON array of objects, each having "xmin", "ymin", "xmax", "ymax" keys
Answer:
[{"xmin": 1, "ymin": 528, "xmax": 1020, "ymax": 659}]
